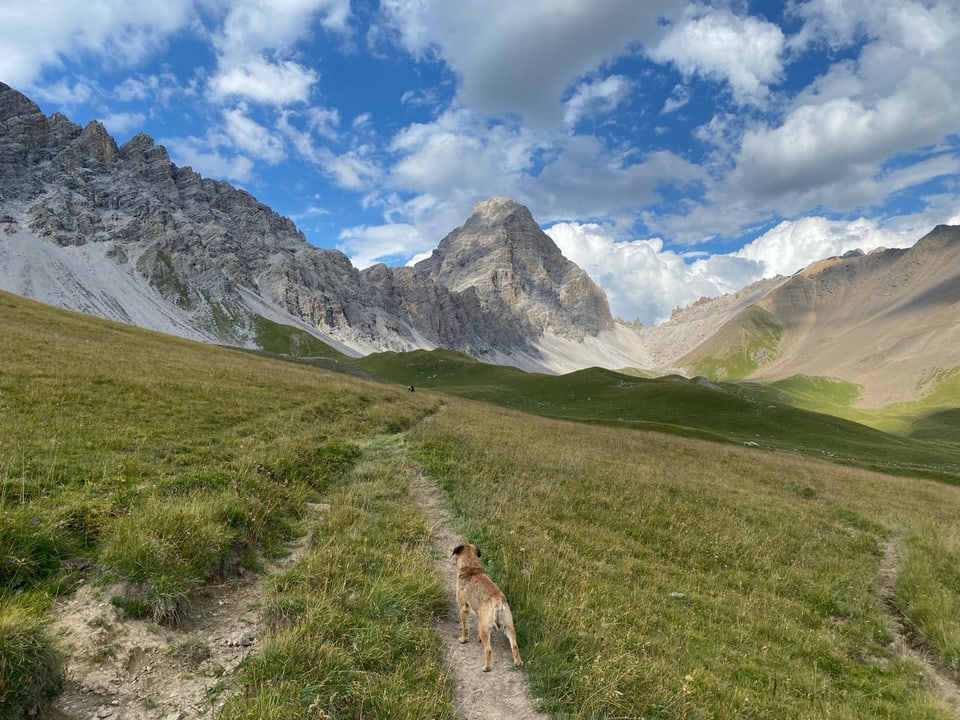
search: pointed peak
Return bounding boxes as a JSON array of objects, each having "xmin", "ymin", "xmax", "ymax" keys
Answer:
[{"xmin": 471, "ymin": 197, "xmax": 524, "ymax": 216}]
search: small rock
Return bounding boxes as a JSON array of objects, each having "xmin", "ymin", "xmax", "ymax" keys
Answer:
[
  {"xmin": 668, "ymin": 591, "xmax": 685, "ymax": 599},
  {"xmin": 227, "ymin": 630, "xmax": 254, "ymax": 647}
]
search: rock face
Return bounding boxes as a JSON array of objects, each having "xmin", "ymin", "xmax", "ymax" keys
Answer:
[
  {"xmin": 0, "ymin": 82, "xmax": 617, "ymax": 369},
  {"xmin": 415, "ymin": 198, "xmax": 613, "ymax": 338}
]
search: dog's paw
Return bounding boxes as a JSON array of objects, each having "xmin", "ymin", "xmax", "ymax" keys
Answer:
[
  {"xmin": 458, "ymin": 636, "xmax": 468, "ymax": 644},
  {"xmin": 482, "ymin": 666, "xmax": 491, "ymax": 672}
]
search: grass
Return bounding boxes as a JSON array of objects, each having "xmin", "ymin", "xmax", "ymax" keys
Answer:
[
  {"xmin": 4, "ymin": 289, "xmax": 960, "ymax": 718},
  {"xmin": 409, "ymin": 401, "xmax": 960, "ymax": 719},
  {"xmin": 0, "ymin": 291, "xmax": 444, "ymax": 716},
  {"xmin": 222, "ymin": 436, "xmax": 453, "ymax": 719},
  {"xmin": 0, "ymin": 599, "xmax": 64, "ymax": 720},
  {"xmin": 358, "ymin": 349, "xmax": 960, "ymax": 482},
  {"xmin": 684, "ymin": 305, "xmax": 783, "ymax": 380}
]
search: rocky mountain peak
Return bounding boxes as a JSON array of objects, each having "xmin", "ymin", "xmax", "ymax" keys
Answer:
[{"xmin": 415, "ymin": 198, "xmax": 613, "ymax": 337}]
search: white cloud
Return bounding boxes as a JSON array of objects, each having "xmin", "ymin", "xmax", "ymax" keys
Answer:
[
  {"xmin": 563, "ymin": 75, "xmax": 632, "ymax": 128},
  {"xmin": 661, "ymin": 83, "xmax": 691, "ymax": 114},
  {"xmin": 727, "ymin": 69, "xmax": 960, "ymax": 212},
  {"xmin": 29, "ymin": 79, "xmax": 93, "ymax": 106},
  {"xmin": 222, "ymin": 107, "xmax": 286, "ymax": 163},
  {"xmin": 546, "ymin": 210, "xmax": 945, "ymax": 326},
  {"xmin": 215, "ymin": 0, "xmax": 351, "ymax": 63},
  {"xmin": 208, "ymin": 0, "xmax": 352, "ymax": 107},
  {"xmin": 0, "ymin": 0, "xmax": 195, "ymax": 87},
  {"xmin": 337, "ymin": 222, "xmax": 429, "ymax": 269},
  {"xmin": 546, "ymin": 221, "xmax": 749, "ymax": 324},
  {"xmin": 734, "ymin": 216, "xmax": 912, "ymax": 277},
  {"xmin": 388, "ymin": 108, "xmax": 540, "ymax": 198},
  {"xmin": 324, "ymin": 151, "xmax": 382, "ymax": 191},
  {"xmin": 209, "ymin": 57, "xmax": 318, "ymax": 105},
  {"xmin": 648, "ymin": 7, "xmax": 785, "ymax": 104},
  {"xmin": 163, "ymin": 135, "xmax": 255, "ymax": 183},
  {"xmin": 100, "ymin": 110, "xmax": 147, "ymax": 135},
  {"xmin": 380, "ymin": 0, "xmax": 683, "ymax": 124}
]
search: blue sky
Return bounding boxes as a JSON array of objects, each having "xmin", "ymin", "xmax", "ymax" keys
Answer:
[{"xmin": 3, "ymin": 0, "xmax": 959, "ymax": 325}]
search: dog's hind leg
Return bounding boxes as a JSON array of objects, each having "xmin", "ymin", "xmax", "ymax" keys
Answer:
[
  {"xmin": 503, "ymin": 622, "xmax": 523, "ymax": 666},
  {"xmin": 479, "ymin": 623, "xmax": 494, "ymax": 672},
  {"xmin": 458, "ymin": 604, "xmax": 470, "ymax": 644},
  {"xmin": 499, "ymin": 605, "xmax": 523, "ymax": 666}
]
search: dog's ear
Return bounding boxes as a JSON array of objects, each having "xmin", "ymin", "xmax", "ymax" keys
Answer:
[{"xmin": 452, "ymin": 544, "xmax": 465, "ymax": 557}]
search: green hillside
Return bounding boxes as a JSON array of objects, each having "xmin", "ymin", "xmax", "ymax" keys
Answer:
[
  {"xmin": 682, "ymin": 305, "xmax": 783, "ymax": 380},
  {"xmin": 358, "ymin": 349, "xmax": 960, "ymax": 481},
  {"xmin": 4, "ymin": 291, "xmax": 960, "ymax": 719}
]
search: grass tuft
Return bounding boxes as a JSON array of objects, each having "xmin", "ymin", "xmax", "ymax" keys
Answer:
[{"xmin": 0, "ymin": 600, "xmax": 64, "ymax": 720}]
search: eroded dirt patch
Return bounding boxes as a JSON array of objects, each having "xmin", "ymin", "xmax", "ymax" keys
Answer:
[{"xmin": 46, "ymin": 506, "xmax": 322, "ymax": 720}]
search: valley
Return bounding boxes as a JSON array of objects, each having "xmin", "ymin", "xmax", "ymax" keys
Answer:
[{"xmin": 2, "ymin": 293, "xmax": 960, "ymax": 719}]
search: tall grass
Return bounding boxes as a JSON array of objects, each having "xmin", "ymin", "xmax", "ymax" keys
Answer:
[
  {"xmin": 410, "ymin": 400, "xmax": 960, "ymax": 719},
  {"xmin": 5, "ymin": 291, "xmax": 960, "ymax": 719},
  {"xmin": 0, "ymin": 292, "xmax": 442, "ymax": 715},
  {"xmin": 0, "ymin": 598, "xmax": 64, "ymax": 720},
  {"xmin": 221, "ymin": 436, "xmax": 453, "ymax": 719}
]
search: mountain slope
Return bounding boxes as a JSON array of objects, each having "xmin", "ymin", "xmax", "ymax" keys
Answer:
[
  {"xmin": 0, "ymin": 82, "xmax": 631, "ymax": 372},
  {"xmin": 680, "ymin": 225, "xmax": 960, "ymax": 407}
]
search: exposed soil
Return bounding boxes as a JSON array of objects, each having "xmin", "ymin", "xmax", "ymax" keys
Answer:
[
  {"xmin": 876, "ymin": 540, "xmax": 960, "ymax": 717},
  {"xmin": 408, "ymin": 468, "xmax": 550, "ymax": 720},
  {"xmin": 45, "ymin": 505, "xmax": 321, "ymax": 720}
]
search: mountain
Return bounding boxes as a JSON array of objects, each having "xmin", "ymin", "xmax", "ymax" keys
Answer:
[
  {"xmin": 0, "ymin": 81, "xmax": 643, "ymax": 372},
  {"xmin": 2, "ymin": 81, "xmax": 958, "ymax": 407},
  {"xmin": 677, "ymin": 225, "xmax": 960, "ymax": 406}
]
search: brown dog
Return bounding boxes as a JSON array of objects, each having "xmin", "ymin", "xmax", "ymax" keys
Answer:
[{"xmin": 452, "ymin": 543, "xmax": 523, "ymax": 672}]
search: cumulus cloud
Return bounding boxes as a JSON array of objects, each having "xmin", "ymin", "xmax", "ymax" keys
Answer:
[
  {"xmin": 208, "ymin": 0, "xmax": 352, "ymax": 106},
  {"xmin": 720, "ymin": 0, "xmax": 960, "ymax": 215},
  {"xmin": 0, "ymin": 0, "xmax": 195, "ymax": 87},
  {"xmin": 547, "ymin": 210, "xmax": 941, "ymax": 326},
  {"xmin": 337, "ymin": 222, "xmax": 429, "ymax": 268},
  {"xmin": 648, "ymin": 7, "xmax": 785, "ymax": 104},
  {"xmin": 163, "ymin": 135, "xmax": 255, "ymax": 184},
  {"xmin": 100, "ymin": 111, "xmax": 147, "ymax": 135},
  {"xmin": 223, "ymin": 107, "xmax": 286, "ymax": 163},
  {"xmin": 563, "ymin": 75, "xmax": 632, "ymax": 128},
  {"xmin": 733, "ymin": 216, "xmax": 914, "ymax": 276},
  {"xmin": 380, "ymin": 0, "xmax": 682, "ymax": 124},
  {"xmin": 215, "ymin": 0, "xmax": 351, "ymax": 62},
  {"xmin": 547, "ymin": 221, "xmax": 760, "ymax": 324},
  {"xmin": 209, "ymin": 57, "xmax": 318, "ymax": 105}
]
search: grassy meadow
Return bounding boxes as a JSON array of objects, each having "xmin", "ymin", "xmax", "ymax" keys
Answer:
[{"xmin": 3, "ymin": 289, "xmax": 960, "ymax": 719}]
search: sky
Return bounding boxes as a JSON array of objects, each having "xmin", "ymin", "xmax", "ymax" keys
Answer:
[{"xmin": 2, "ymin": 0, "xmax": 959, "ymax": 326}]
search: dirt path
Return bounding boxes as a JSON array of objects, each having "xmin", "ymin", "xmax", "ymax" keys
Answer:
[
  {"xmin": 46, "ymin": 504, "xmax": 323, "ymax": 720},
  {"xmin": 877, "ymin": 540, "xmax": 960, "ymax": 717},
  {"xmin": 408, "ymin": 468, "xmax": 549, "ymax": 720}
]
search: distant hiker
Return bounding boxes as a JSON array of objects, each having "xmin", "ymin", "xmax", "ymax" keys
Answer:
[{"xmin": 409, "ymin": 385, "xmax": 415, "ymax": 392}]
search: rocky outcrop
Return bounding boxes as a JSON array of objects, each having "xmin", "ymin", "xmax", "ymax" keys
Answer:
[{"xmin": 0, "ymin": 82, "xmax": 620, "ymax": 369}]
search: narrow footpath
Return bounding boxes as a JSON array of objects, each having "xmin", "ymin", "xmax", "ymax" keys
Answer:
[
  {"xmin": 877, "ymin": 540, "xmax": 960, "ymax": 718},
  {"xmin": 408, "ymin": 468, "xmax": 550, "ymax": 720}
]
